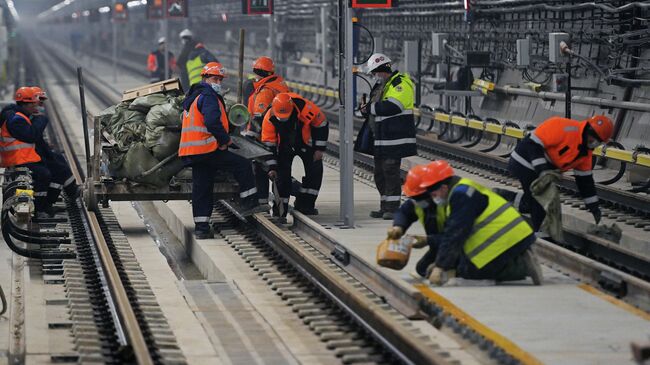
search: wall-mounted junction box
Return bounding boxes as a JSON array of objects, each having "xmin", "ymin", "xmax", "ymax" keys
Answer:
[
  {"xmin": 549, "ymin": 32, "xmax": 570, "ymax": 63},
  {"xmin": 432, "ymin": 33, "xmax": 448, "ymax": 58},
  {"xmin": 516, "ymin": 39, "xmax": 530, "ymax": 67}
]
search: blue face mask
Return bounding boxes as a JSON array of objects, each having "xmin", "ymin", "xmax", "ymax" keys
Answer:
[{"xmin": 210, "ymin": 83, "xmax": 222, "ymax": 94}]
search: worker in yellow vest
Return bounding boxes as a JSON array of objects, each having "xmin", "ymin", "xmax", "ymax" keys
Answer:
[{"xmin": 393, "ymin": 161, "xmax": 543, "ymax": 286}]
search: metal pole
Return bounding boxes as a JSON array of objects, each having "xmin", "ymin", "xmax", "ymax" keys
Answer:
[
  {"xmin": 238, "ymin": 28, "xmax": 246, "ymax": 104},
  {"xmin": 112, "ymin": 0, "xmax": 117, "ymax": 83},
  {"xmin": 268, "ymin": 14, "xmax": 276, "ymax": 72},
  {"xmin": 77, "ymin": 67, "xmax": 92, "ymax": 179},
  {"xmin": 320, "ymin": 6, "xmax": 328, "ymax": 86},
  {"xmin": 565, "ymin": 60, "xmax": 571, "ymax": 118},
  {"xmin": 163, "ymin": 0, "xmax": 169, "ymax": 80},
  {"xmin": 339, "ymin": 2, "xmax": 354, "ymax": 228}
]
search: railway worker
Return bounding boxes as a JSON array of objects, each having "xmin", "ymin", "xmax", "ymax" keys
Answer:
[
  {"xmin": 508, "ymin": 115, "xmax": 614, "ymax": 236},
  {"xmin": 392, "ymin": 161, "xmax": 542, "ymax": 285},
  {"xmin": 359, "ymin": 53, "xmax": 417, "ymax": 220},
  {"xmin": 177, "ymin": 29, "xmax": 218, "ymax": 91},
  {"xmin": 179, "ymin": 62, "xmax": 262, "ymax": 239},
  {"xmin": 0, "ymin": 87, "xmax": 80, "ymax": 217},
  {"xmin": 242, "ymin": 56, "xmax": 291, "ymax": 206},
  {"xmin": 261, "ymin": 92, "xmax": 329, "ymax": 217},
  {"xmin": 147, "ymin": 37, "xmax": 177, "ymax": 83}
]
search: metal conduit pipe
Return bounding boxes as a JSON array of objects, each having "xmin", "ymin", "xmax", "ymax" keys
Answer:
[{"xmin": 495, "ymin": 85, "xmax": 650, "ymax": 113}]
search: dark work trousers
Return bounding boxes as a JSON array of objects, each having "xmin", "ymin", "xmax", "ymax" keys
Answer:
[
  {"xmin": 254, "ymin": 159, "xmax": 270, "ymax": 204},
  {"xmin": 374, "ymin": 157, "xmax": 402, "ymax": 212},
  {"xmin": 508, "ymin": 158, "xmax": 545, "ymax": 232},
  {"xmin": 189, "ymin": 150, "xmax": 257, "ymax": 232},
  {"xmin": 20, "ymin": 153, "xmax": 76, "ymax": 212},
  {"xmin": 276, "ymin": 147, "xmax": 323, "ymax": 217}
]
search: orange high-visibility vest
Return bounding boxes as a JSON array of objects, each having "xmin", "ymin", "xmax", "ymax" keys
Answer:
[
  {"xmin": 530, "ymin": 117, "xmax": 592, "ymax": 172},
  {"xmin": 247, "ymin": 75, "xmax": 290, "ymax": 118},
  {"xmin": 260, "ymin": 93, "xmax": 327, "ymax": 148},
  {"xmin": 178, "ymin": 95, "xmax": 229, "ymax": 157},
  {"xmin": 0, "ymin": 112, "xmax": 41, "ymax": 167}
]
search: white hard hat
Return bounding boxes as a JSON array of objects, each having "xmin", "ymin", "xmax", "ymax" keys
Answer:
[
  {"xmin": 367, "ymin": 53, "xmax": 391, "ymax": 73},
  {"xmin": 179, "ymin": 29, "xmax": 193, "ymax": 39},
  {"xmin": 158, "ymin": 37, "xmax": 166, "ymax": 44}
]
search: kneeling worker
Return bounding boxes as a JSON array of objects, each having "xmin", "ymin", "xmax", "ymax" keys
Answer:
[
  {"xmin": 179, "ymin": 62, "xmax": 262, "ymax": 239},
  {"xmin": 261, "ymin": 93, "xmax": 328, "ymax": 216},
  {"xmin": 387, "ymin": 161, "xmax": 543, "ymax": 286}
]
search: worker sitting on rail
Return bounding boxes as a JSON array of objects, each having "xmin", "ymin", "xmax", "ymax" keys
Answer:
[
  {"xmin": 508, "ymin": 115, "xmax": 614, "ymax": 237},
  {"xmin": 179, "ymin": 62, "xmax": 262, "ymax": 239},
  {"xmin": 177, "ymin": 29, "xmax": 218, "ymax": 91},
  {"xmin": 0, "ymin": 87, "xmax": 80, "ymax": 217},
  {"xmin": 243, "ymin": 56, "xmax": 291, "ymax": 206},
  {"xmin": 147, "ymin": 37, "xmax": 177, "ymax": 83},
  {"xmin": 358, "ymin": 53, "xmax": 417, "ymax": 220},
  {"xmin": 261, "ymin": 92, "xmax": 329, "ymax": 217},
  {"xmin": 394, "ymin": 161, "xmax": 542, "ymax": 286}
]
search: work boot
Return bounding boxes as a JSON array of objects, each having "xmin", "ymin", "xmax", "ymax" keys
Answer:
[
  {"xmin": 369, "ymin": 210, "xmax": 385, "ymax": 218},
  {"xmin": 382, "ymin": 211, "xmax": 394, "ymax": 220},
  {"xmin": 65, "ymin": 185, "xmax": 81, "ymax": 200},
  {"xmin": 522, "ymin": 249, "xmax": 543, "ymax": 285},
  {"xmin": 295, "ymin": 206, "xmax": 319, "ymax": 216},
  {"xmin": 194, "ymin": 229, "xmax": 214, "ymax": 240},
  {"xmin": 239, "ymin": 199, "xmax": 268, "ymax": 217}
]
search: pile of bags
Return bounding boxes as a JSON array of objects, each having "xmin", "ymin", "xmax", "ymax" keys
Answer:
[{"xmin": 96, "ymin": 93, "xmax": 186, "ymax": 187}]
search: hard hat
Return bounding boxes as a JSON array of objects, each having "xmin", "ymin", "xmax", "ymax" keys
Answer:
[
  {"xmin": 376, "ymin": 237, "xmax": 412, "ymax": 270},
  {"xmin": 14, "ymin": 87, "xmax": 40, "ymax": 103},
  {"xmin": 419, "ymin": 160, "xmax": 454, "ymax": 190},
  {"xmin": 271, "ymin": 93, "xmax": 294, "ymax": 120},
  {"xmin": 586, "ymin": 115, "xmax": 614, "ymax": 143},
  {"xmin": 201, "ymin": 62, "xmax": 226, "ymax": 78},
  {"xmin": 402, "ymin": 165, "xmax": 430, "ymax": 198},
  {"xmin": 30, "ymin": 86, "xmax": 48, "ymax": 100},
  {"xmin": 367, "ymin": 53, "xmax": 392, "ymax": 73},
  {"xmin": 179, "ymin": 29, "xmax": 193, "ymax": 39},
  {"xmin": 158, "ymin": 37, "xmax": 166, "ymax": 44},
  {"xmin": 252, "ymin": 56, "xmax": 275, "ymax": 73}
]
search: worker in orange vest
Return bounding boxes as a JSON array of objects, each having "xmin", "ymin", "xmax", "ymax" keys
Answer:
[
  {"xmin": 179, "ymin": 62, "xmax": 263, "ymax": 239},
  {"xmin": 508, "ymin": 115, "xmax": 614, "ymax": 236},
  {"xmin": 0, "ymin": 87, "xmax": 80, "ymax": 217},
  {"xmin": 147, "ymin": 37, "xmax": 176, "ymax": 83},
  {"xmin": 261, "ymin": 92, "xmax": 329, "ymax": 216},
  {"xmin": 243, "ymin": 56, "xmax": 291, "ymax": 206}
]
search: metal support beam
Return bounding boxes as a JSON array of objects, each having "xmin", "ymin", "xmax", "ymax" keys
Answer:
[
  {"xmin": 320, "ymin": 6, "xmax": 328, "ymax": 86},
  {"xmin": 112, "ymin": 0, "xmax": 117, "ymax": 83},
  {"xmin": 339, "ymin": 2, "xmax": 355, "ymax": 228},
  {"xmin": 163, "ymin": 0, "xmax": 169, "ymax": 80},
  {"xmin": 268, "ymin": 14, "xmax": 276, "ymax": 74}
]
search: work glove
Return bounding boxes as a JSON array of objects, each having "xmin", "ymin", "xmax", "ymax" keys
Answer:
[
  {"xmin": 427, "ymin": 265, "xmax": 456, "ymax": 286},
  {"xmin": 386, "ymin": 226, "xmax": 404, "ymax": 240},
  {"xmin": 268, "ymin": 170, "xmax": 278, "ymax": 180},
  {"xmin": 587, "ymin": 204, "xmax": 602, "ymax": 224},
  {"xmin": 409, "ymin": 235, "xmax": 428, "ymax": 249}
]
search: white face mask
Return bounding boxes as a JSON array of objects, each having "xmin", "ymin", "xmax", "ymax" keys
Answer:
[
  {"xmin": 415, "ymin": 199, "xmax": 430, "ymax": 209},
  {"xmin": 433, "ymin": 197, "xmax": 446, "ymax": 206},
  {"xmin": 587, "ymin": 140, "xmax": 602, "ymax": 149},
  {"xmin": 210, "ymin": 83, "xmax": 222, "ymax": 94}
]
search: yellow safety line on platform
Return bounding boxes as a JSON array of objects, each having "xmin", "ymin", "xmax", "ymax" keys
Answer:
[
  {"xmin": 578, "ymin": 283, "xmax": 650, "ymax": 321},
  {"xmin": 414, "ymin": 283, "xmax": 544, "ymax": 365}
]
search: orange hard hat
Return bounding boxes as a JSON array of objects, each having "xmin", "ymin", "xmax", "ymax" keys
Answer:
[
  {"xmin": 253, "ymin": 56, "xmax": 275, "ymax": 73},
  {"xmin": 30, "ymin": 86, "xmax": 48, "ymax": 101},
  {"xmin": 272, "ymin": 93, "xmax": 294, "ymax": 119},
  {"xmin": 201, "ymin": 62, "xmax": 227, "ymax": 78},
  {"xmin": 419, "ymin": 160, "xmax": 454, "ymax": 190},
  {"xmin": 14, "ymin": 87, "xmax": 40, "ymax": 103},
  {"xmin": 586, "ymin": 115, "xmax": 614, "ymax": 143},
  {"xmin": 402, "ymin": 165, "xmax": 430, "ymax": 197}
]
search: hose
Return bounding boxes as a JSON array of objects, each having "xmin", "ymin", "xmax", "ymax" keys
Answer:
[
  {"xmin": 480, "ymin": 118, "xmax": 503, "ymax": 153},
  {"xmin": 592, "ymin": 141, "xmax": 627, "ymax": 186}
]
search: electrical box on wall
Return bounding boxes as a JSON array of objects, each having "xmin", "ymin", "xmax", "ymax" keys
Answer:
[
  {"xmin": 549, "ymin": 32, "xmax": 570, "ymax": 63},
  {"xmin": 516, "ymin": 39, "xmax": 530, "ymax": 67},
  {"xmin": 552, "ymin": 73, "xmax": 569, "ymax": 92},
  {"xmin": 432, "ymin": 33, "xmax": 448, "ymax": 58},
  {"xmin": 404, "ymin": 41, "xmax": 419, "ymax": 75}
]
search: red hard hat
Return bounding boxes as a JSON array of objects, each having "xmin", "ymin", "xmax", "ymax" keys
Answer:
[
  {"xmin": 14, "ymin": 87, "xmax": 40, "ymax": 103},
  {"xmin": 402, "ymin": 165, "xmax": 430, "ymax": 197},
  {"xmin": 419, "ymin": 160, "xmax": 454, "ymax": 190},
  {"xmin": 272, "ymin": 93, "xmax": 294, "ymax": 119},
  {"xmin": 201, "ymin": 62, "xmax": 227, "ymax": 78},
  {"xmin": 253, "ymin": 56, "xmax": 275, "ymax": 73},
  {"xmin": 31, "ymin": 86, "xmax": 48, "ymax": 101},
  {"xmin": 586, "ymin": 115, "xmax": 614, "ymax": 143}
]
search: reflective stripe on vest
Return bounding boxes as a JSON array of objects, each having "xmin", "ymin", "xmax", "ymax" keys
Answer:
[
  {"xmin": 178, "ymin": 96, "xmax": 228, "ymax": 156},
  {"xmin": 0, "ymin": 112, "xmax": 41, "ymax": 167},
  {"xmin": 186, "ymin": 55, "xmax": 205, "ymax": 86},
  {"xmin": 441, "ymin": 178, "xmax": 533, "ymax": 269}
]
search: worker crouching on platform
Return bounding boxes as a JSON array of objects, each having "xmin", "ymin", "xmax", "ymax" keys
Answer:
[
  {"xmin": 0, "ymin": 87, "xmax": 80, "ymax": 217},
  {"xmin": 508, "ymin": 115, "xmax": 614, "ymax": 237},
  {"xmin": 388, "ymin": 161, "xmax": 543, "ymax": 286},
  {"xmin": 358, "ymin": 53, "xmax": 417, "ymax": 220},
  {"xmin": 243, "ymin": 56, "xmax": 290, "ymax": 206},
  {"xmin": 261, "ymin": 93, "xmax": 329, "ymax": 217},
  {"xmin": 179, "ymin": 62, "xmax": 262, "ymax": 239}
]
